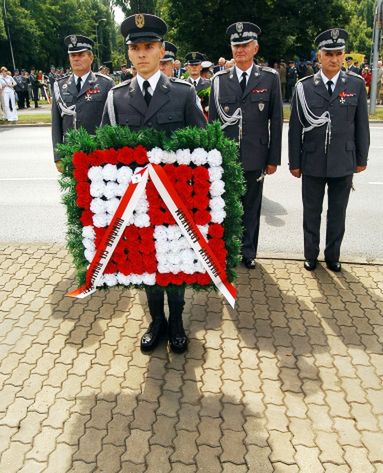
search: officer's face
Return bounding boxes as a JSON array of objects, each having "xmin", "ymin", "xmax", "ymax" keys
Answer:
[
  {"xmin": 318, "ymin": 49, "xmax": 345, "ymax": 77},
  {"xmin": 231, "ymin": 40, "xmax": 259, "ymax": 69},
  {"xmin": 160, "ymin": 60, "xmax": 174, "ymax": 78},
  {"xmin": 188, "ymin": 63, "xmax": 202, "ymax": 78},
  {"xmin": 69, "ymin": 51, "xmax": 93, "ymax": 76},
  {"xmin": 128, "ymin": 41, "xmax": 165, "ymax": 79}
]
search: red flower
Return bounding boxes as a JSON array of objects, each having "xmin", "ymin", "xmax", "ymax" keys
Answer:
[
  {"xmin": 176, "ymin": 165, "xmax": 193, "ymax": 182},
  {"xmin": 76, "ymin": 182, "xmax": 91, "ymax": 208},
  {"xmin": 194, "ymin": 209, "xmax": 211, "ymax": 225},
  {"xmin": 118, "ymin": 147, "xmax": 135, "ymax": 164},
  {"xmin": 134, "ymin": 145, "xmax": 149, "ymax": 165},
  {"xmin": 208, "ymin": 224, "xmax": 224, "ymax": 239},
  {"xmin": 192, "ymin": 194, "xmax": 209, "ymax": 210},
  {"xmin": 80, "ymin": 210, "xmax": 93, "ymax": 226},
  {"xmin": 73, "ymin": 151, "xmax": 90, "ymax": 171}
]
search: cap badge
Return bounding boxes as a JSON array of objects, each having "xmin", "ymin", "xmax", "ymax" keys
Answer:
[
  {"xmin": 135, "ymin": 14, "xmax": 145, "ymax": 28},
  {"xmin": 192, "ymin": 52, "xmax": 196, "ymax": 60},
  {"xmin": 331, "ymin": 29, "xmax": 339, "ymax": 41},
  {"xmin": 236, "ymin": 22, "xmax": 243, "ymax": 33},
  {"xmin": 70, "ymin": 35, "xmax": 77, "ymax": 46}
]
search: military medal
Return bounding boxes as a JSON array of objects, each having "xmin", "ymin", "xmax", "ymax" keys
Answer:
[
  {"xmin": 258, "ymin": 103, "xmax": 265, "ymax": 111},
  {"xmin": 85, "ymin": 94, "xmax": 92, "ymax": 101},
  {"xmin": 62, "ymin": 84, "xmax": 68, "ymax": 90}
]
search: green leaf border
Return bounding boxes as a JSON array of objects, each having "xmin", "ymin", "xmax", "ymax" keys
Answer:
[{"xmin": 58, "ymin": 122, "xmax": 245, "ymax": 292}]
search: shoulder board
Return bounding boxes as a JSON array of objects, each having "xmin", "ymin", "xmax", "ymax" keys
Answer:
[
  {"xmin": 346, "ymin": 71, "xmax": 364, "ymax": 80},
  {"xmin": 212, "ymin": 69, "xmax": 230, "ymax": 81},
  {"xmin": 169, "ymin": 78, "xmax": 192, "ymax": 87},
  {"xmin": 95, "ymin": 72, "xmax": 114, "ymax": 82},
  {"xmin": 297, "ymin": 74, "xmax": 313, "ymax": 84},
  {"xmin": 112, "ymin": 80, "xmax": 132, "ymax": 90},
  {"xmin": 260, "ymin": 66, "xmax": 277, "ymax": 75},
  {"xmin": 57, "ymin": 74, "xmax": 70, "ymax": 81}
]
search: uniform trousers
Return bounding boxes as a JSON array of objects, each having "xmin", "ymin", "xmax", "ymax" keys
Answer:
[
  {"xmin": 145, "ymin": 286, "xmax": 185, "ymax": 319},
  {"xmin": 242, "ymin": 170, "xmax": 264, "ymax": 260},
  {"xmin": 302, "ymin": 174, "xmax": 353, "ymax": 262}
]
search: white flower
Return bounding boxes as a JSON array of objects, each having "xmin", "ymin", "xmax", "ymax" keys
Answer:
[
  {"xmin": 157, "ymin": 262, "xmax": 170, "ymax": 273},
  {"xmin": 167, "ymin": 225, "xmax": 182, "ymax": 241},
  {"xmin": 130, "ymin": 274, "xmax": 142, "ymax": 285},
  {"xmin": 176, "ymin": 149, "xmax": 191, "ymax": 165},
  {"xmin": 207, "ymin": 149, "xmax": 222, "ymax": 166},
  {"xmin": 103, "ymin": 273, "xmax": 118, "ymax": 287},
  {"xmin": 105, "ymin": 197, "xmax": 120, "ymax": 215},
  {"xmin": 142, "ymin": 273, "xmax": 156, "ymax": 285},
  {"xmin": 163, "ymin": 151, "xmax": 176, "ymax": 164},
  {"xmin": 104, "ymin": 182, "xmax": 120, "ymax": 200},
  {"xmin": 210, "ymin": 180, "xmax": 225, "ymax": 197},
  {"xmin": 148, "ymin": 147, "xmax": 163, "ymax": 164},
  {"xmin": 83, "ymin": 238, "xmax": 95, "ymax": 251},
  {"xmin": 88, "ymin": 166, "xmax": 103, "ymax": 181},
  {"xmin": 154, "ymin": 225, "xmax": 168, "ymax": 242},
  {"xmin": 102, "ymin": 164, "xmax": 118, "ymax": 181},
  {"xmin": 194, "ymin": 260, "xmax": 204, "ymax": 273},
  {"xmin": 134, "ymin": 194, "xmax": 149, "ymax": 213},
  {"xmin": 198, "ymin": 224, "xmax": 209, "ymax": 238},
  {"xmin": 210, "ymin": 196, "xmax": 225, "ymax": 211},
  {"xmin": 208, "ymin": 166, "xmax": 223, "ymax": 182},
  {"xmin": 84, "ymin": 248, "xmax": 95, "ymax": 263},
  {"xmin": 191, "ymin": 148, "xmax": 207, "ymax": 165},
  {"xmin": 93, "ymin": 212, "xmax": 108, "ymax": 227},
  {"xmin": 134, "ymin": 213, "xmax": 150, "ymax": 227},
  {"xmin": 181, "ymin": 248, "xmax": 195, "ymax": 264},
  {"xmin": 117, "ymin": 273, "xmax": 131, "ymax": 285},
  {"xmin": 90, "ymin": 180, "xmax": 105, "ymax": 198},
  {"xmin": 168, "ymin": 252, "xmax": 182, "ymax": 266},
  {"xmin": 90, "ymin": 198, "xmax": 106, "ymax": 214},
  {"xmin": 117, "ymin": 166, "xmax": 133, "ymax": 184},
  {"xmin": 82, "ymin": 226, "xmax": 95, "ymax": 239},
  {"xmin": 211, "ymin": 208, "xmax": 226, "ymax": 223}
]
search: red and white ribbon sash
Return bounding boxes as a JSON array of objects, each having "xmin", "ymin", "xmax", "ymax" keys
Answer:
[{"xmin": 68, "ymin": 163, "xmax": 237, "ymax": 308}]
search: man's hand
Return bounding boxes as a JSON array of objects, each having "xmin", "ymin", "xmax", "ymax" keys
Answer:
[
  {"xmin": 290, "ymin": 168, "xmax": 301, "ymax": 178},
  {"xmin": 265, "ymin": 164, "xmax": 277, "ymax": 175},
  {"xmin": 55, "ymin": 160, "xmax": 64, "ymax": 174},
  {"xmin": 355, "ymin": 165, "xmax": 367, "ymax": 173}
]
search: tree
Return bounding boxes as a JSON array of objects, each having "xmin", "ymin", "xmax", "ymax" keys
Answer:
[{"xmin": 112, "ymin": 0, "xmax": 156, "ymax": 15}]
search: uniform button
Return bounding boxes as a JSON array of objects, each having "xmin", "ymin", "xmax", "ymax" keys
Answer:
[
  {"xmin": 168, "ymin": 116, "xmax": 172, "ymax": 120},
  {"xmin": 148, "ymin": 122, "xmax": 152, "ymax": 127}
]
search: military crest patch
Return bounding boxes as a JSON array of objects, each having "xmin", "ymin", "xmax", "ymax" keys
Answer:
[
  {"xmin": 135, "ymin": 14, "xmax": 145, "ymax": 28},
  {"xmin": 331, "ymin": 29, "xmax": 339, "ymax": 41}
]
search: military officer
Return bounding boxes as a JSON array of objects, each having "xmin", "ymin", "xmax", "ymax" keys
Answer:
[
  {"xmin": 208, "ymin": 21, "xmax": 283, "ymax": 269},
  {"xmin": 51, "ymin": 34, "xmax": 114, "ymax": 172},
  {"xmin": 102, "ymin": 13, "xmax": 206, "ymax": 354},
  {"xmin": 185, "ymin": 51, "xmax": 211, "ymax": 92},
  {"xmin": 289, "ymin": 28, "xmax": 369, "ymax": 272},
  {"xmin": 159, "ymin": 41, "xmax": 177, "ymax": 78}
]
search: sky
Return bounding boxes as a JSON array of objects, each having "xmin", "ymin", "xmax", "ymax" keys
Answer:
[{"xmin": 113, "ymin": 5, "xmax": 125, "ymax": 25}]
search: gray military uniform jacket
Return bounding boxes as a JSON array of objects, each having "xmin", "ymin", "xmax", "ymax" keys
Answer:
[
  {"xmin": 51, "ymin": 71, "xmax": 114, "ymax": 161},
  {"xmin": 101, "ymin": 72, "xmax": 206, "ymax": 132},
  {"xmin": 187, "ymin": 76, "xmax": 211, "ymax": 93},
  {"xmin": 208, "ymin": 65, "xmax": 283, "ymax": 172},
  {"xmin": 288, "ymin": 70, "xmax": 370, "ymax": 177}
]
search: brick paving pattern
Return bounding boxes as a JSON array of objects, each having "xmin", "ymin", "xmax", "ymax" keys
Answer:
[{"xmin": 0, "ymin": 244, "xmax": 382, "ymax": 472}]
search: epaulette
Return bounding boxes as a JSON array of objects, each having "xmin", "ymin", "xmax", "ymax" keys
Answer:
[
  {"xmin": 169, "ymin": 77, "xmax": 192, "ymax": 87},
  {"xmin": 111, "ymin": 79, "xmax": 132, "ymax": 90},
  {"xmin": 56, "ymin": 74, "xmax": 70, "ymax": 81},
  {"xmin": 211, "ymin": 69, "xmax": 230, "ymax": 81},
  {"xmin": 297, "ymin": 74, "xmax": 313, "ymax": 84},
  {"xmin": 346, "ymin": 70, "xmax": 364, "ymax": 80},
  {"xmin": 260, "ymin": 66, "xmax": 277, "ymax": 75},
  {"xmin": 95, "ymin": 72, "xmax": 114, "ymax": 82}
]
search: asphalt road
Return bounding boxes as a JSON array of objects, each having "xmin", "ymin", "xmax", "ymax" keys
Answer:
[{"xmin": 1, "ymin": 124, "xmax": 382, "ymax": 263}]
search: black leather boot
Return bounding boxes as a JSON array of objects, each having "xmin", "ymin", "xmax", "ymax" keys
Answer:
[
  {"xmin": 140, "ymin": 290, "xmax": 167, "ymax": 352},
  {"xmin": 168, "ymin": 300, "xmax": 188, "ymax": 354}
]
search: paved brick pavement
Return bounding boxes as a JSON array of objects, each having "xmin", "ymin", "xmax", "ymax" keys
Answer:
[{"xmin": 0, "ymin": 244, "xmax": 382, "ymax": 472}]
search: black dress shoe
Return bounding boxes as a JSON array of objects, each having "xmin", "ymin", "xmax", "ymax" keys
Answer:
[
  {"xmin": 140, "ymin": 317, "xmax": 167, "ymax": 352},
  {"xmin": 243, "ymin": 257, "xmax": 256, "ymax": 269},
  {"xmin": 168, "ymin": 316, "xmax": 188, "ymax": 353},
  {"xmin": 304, "ymin": 260, "xmax": 317, "ymax": 271},
  {"xmin": 326, "ymin": 261, "xmax": 341, "ymax": 272}
]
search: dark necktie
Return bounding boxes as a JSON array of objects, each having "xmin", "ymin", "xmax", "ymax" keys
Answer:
[
  {"xmin": 327, "ymin": 80, "xmax": 333, "ymax": 96},
  {"xmin": 193, "ymin": 80, "xmax": 197, "ymax": 87},
  {"xmin": 240, "ymin": 71, "xmax": 247, "ymax": 93},
  {"xmin": 143, "ymin": 80, "xmax": 151, "ymax": 106},
  {"xmin": 76, "ymin": 77, "xmax": 82, "ymax": 94}
]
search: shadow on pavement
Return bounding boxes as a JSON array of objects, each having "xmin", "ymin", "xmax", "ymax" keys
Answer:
[{"xmin": 261, "ymin": 196, "xmax": 288, "ymax": 227}]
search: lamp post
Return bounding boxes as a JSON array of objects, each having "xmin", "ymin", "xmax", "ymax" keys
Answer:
[
  {"xmin": 370, "ymin": 0, "xmax": 383, "ymax": 114},
  {"xmin": 3, "ymin": 0, "xmax": 16, "ymax": 70},
  {"xmin": 95, "ymin": 18, "xmax": 107, "ymax": 69}
]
